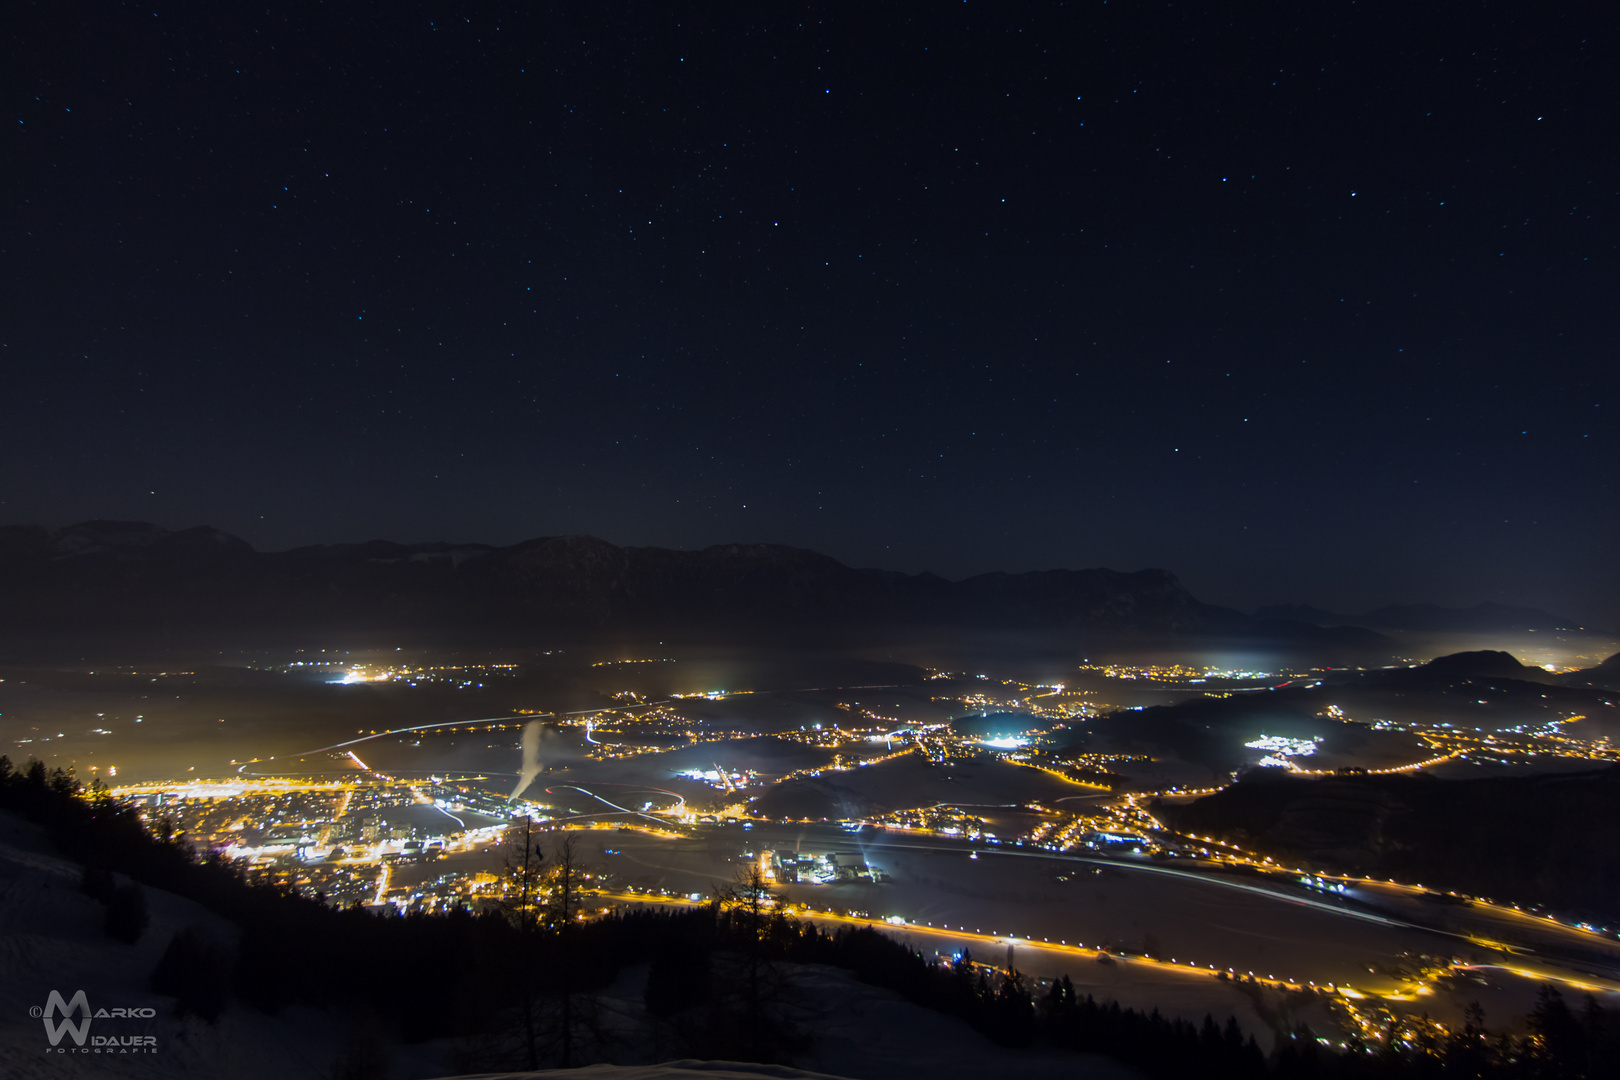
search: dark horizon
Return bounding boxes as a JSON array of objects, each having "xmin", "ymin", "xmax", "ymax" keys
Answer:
[
  {"xmin": 4, "ymin": 5, "xmax": 1615, "ymax": 625},
  {"xmin": 3, "ymin": 515, "xmax": 1608, "ymax": 630}
]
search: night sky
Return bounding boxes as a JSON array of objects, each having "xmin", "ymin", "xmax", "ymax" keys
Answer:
[{"xmin": 4, "ymin": 4, "xmax": 1616, "ymax": 622}]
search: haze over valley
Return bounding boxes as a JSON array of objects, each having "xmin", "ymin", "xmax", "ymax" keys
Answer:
[{"xmin": 6, "ymin": 524, "xmax": 1620, "ymax": 1076}]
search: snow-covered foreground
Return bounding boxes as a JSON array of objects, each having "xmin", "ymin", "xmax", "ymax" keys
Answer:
[
  {"xmin": 422, "ymin": 959, "xmax": 1140, "ymax": 1080},
  {"xmin": 575, "ymin": 822, "xmax": 1446, "ymax": 987},
  {"xmin": 573, "ymin": 822, "xmax": 1620, "ymax": 1038},
  {"xmin": 0, "ymin": 813, "xmax": 455, "ymax": 1079},
  {"xmin": 0, "ymin": 812, "xmax": 1139, "ymax": 1080}
]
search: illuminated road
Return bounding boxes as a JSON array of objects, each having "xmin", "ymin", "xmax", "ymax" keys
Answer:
[
  {"xmin": 414, "ymin": 789, "xmax": 467, "ymax": 829},
  {"xmin": 585, "ymin": 854, "xmax": 1620, "ymax": 1000},
  {"xmin": 291, "ymin": 715, "xmax": 534, "ymax": 757},
  {"xmin": 283, "ymin": 705, "xmax": 667, "ymax": 761},
  {"xmin": 280, "ymin": 682, "xmax": 919, "ymax": 761},
  {"xmin": 521, "ymin": 785, "xmax": 1620, "ymax": 982},
  {"xmin": 584, "ymin": 888, "xmax": 1355, "ymax": 994},
  {"xmin": 848, "ymin": 835, "xmax": 1620, "ymax": 986},
  {"xmin": 546, "ymin": 783, "xmax": 674, "ymax": 826},
  {"xmin": 847, "ymin": 835, "xmax": 1431, "ymax": 933}
]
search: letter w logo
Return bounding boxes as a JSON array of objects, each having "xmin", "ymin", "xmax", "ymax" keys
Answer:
[{"xmin": 42, "ymin": 990, "xmax": 91, "ymax": 1046}]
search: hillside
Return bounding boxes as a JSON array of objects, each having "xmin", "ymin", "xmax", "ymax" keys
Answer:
[
  {"xmin": 0, "ymin": 811, "xmax": 450, "ymax": 1078},
  {"xmin": 1157, "ymin": 765, "xmax": 1620, "ymax": 919},
  {"xmin": 1567, "ymin": 652, "xmax": 1620, "ymax": 692}
]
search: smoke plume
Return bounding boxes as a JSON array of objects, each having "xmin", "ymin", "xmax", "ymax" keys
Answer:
[{"xmin": 510, "ymin": 720, "xmax": 542, "ymax": 800}]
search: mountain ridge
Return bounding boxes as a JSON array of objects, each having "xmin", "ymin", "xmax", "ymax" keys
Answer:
[{"xmin": 0, "ymin": 520, "xmax": 1380, "ymax": 649}]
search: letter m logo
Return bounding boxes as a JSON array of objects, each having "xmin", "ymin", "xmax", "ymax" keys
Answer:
[{"xmin": 42, "ymin": 989, "xmax": 91, "ymax": 1046}]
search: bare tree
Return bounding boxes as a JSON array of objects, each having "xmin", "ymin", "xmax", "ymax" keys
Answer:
[
  {"xmin": 545, "ymin": 832, "xmax": 584, "ymax": 931},
  {"xmin": 721, "ymin": 860, "xmax": 776, "ymax": 935},
  {"xmin": 717, "ymin": 859, "xmax": 775, "ymax": 1014},
  {"xmin": 494, "ymin": 829, "xmax": 606, "ymax": 1069},
  {"xmin": 711, "ymin": 859, "xmax": 805, "ymax": 1062},
  {"xmin": 498, "ymin": 816, "xmax": 546, "ymax": 1069},
  {"xmin": 550, "ymin": 832, "xmax": 582, "ymax": 1067},
  {"xmin": 531, "ymin": 833, "xmax": 613, "ymax": 1067},
  {"xmin": 501, "ymin": 816, "xmax": 547, "ymax": 928}
]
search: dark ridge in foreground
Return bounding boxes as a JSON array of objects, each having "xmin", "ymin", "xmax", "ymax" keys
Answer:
[
  {"xmin": 1158, "ymin": 765, "xmax": 1620, "ymax": 921},
  {"xmin": 0, "ymin": 520, "xmax": 1384, "ymax": 650},
  {"xmin": 1568, "ymin": 651, "xmax": 1620, "ymax": 692}
]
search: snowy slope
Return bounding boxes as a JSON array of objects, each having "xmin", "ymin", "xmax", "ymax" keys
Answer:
[{"xmin": 0, "ymin": 811, "xmax": 452, "ymax": 1079}]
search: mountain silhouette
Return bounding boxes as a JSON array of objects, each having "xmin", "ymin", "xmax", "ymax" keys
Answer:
[{"xmin": 0, "ymin": 520, "xmax": 1387, "ymax": 649}]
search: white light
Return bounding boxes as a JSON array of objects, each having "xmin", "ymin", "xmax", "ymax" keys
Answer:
[{"xmin": 1245, "ymin": 735, "xmax": 1319, "ymax": 757}]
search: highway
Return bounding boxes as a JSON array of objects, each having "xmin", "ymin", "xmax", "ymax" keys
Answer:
[{"xmin": 830, "ymin": 833, "xmax": 1620, "ymax": 987}]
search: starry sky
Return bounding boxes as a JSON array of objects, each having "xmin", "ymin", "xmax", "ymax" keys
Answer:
[{"xmin": 4, "ymin": 4, "xmax": 1616, "ymax": 622}]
